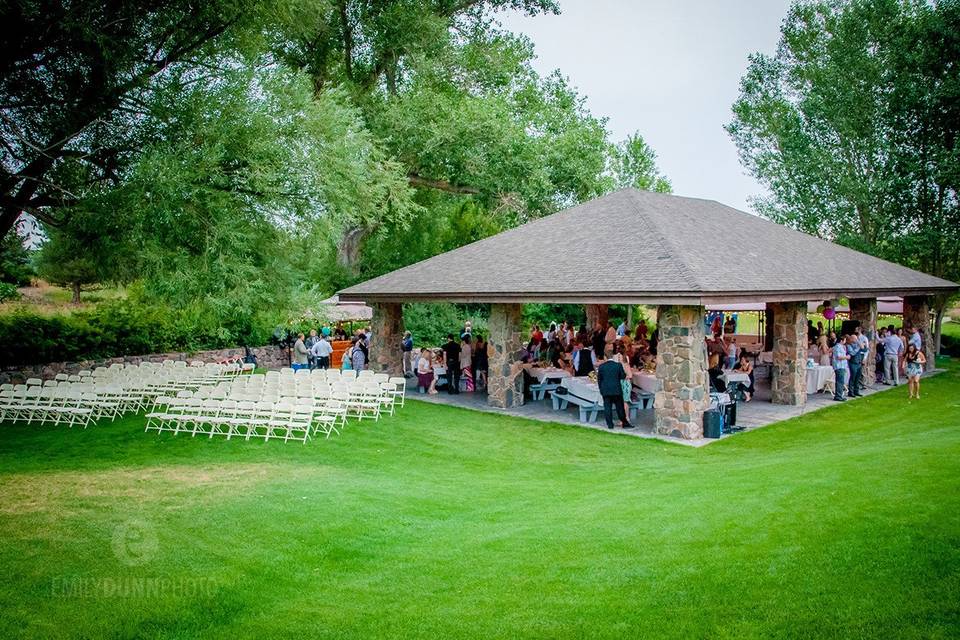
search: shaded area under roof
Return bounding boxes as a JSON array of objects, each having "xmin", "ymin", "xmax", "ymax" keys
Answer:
[
  {"xmin": 706, "ymin": 298, "xmax": 904, "ymax": 315},
  {"xmin": 339, "ymin": 189, "xmax": 958, "ymax": 304}
]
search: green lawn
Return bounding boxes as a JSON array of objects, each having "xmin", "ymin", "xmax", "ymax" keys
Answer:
[{"xmin": 1, "ymin": 364, "xmax": 959, "ymax": 639}]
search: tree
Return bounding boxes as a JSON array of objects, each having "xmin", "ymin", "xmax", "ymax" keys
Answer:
[
  {"xmin": 609, "ymin": 133, "xmax": 672, "ymax": 193},
  {"xmin": 727, "ymin": 0, "xmax": 960, "ymax": 351},
  {"xmin": 0, "ymin": 231, "xmax": 33, "ymax": 286},
  {"xmin": 0, "ymin": 0, "xmax": 269, "ymax": 239},
  {"xmin": 34, "ymin": 211, "xmax": 127, "ymax": 303}
]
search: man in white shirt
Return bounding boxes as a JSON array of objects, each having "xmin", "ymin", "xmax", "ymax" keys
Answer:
[
  {"xmin": 311, "ymin": 334, "xmax": 334, "ymax": 369},
  {"xmin": 882, "ymin": 331, "xmax": 903, "ymax": 386}
]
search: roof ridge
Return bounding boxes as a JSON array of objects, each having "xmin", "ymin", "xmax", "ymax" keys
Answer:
[{"xmin": 626, "ymin": 190, "xmax": 703, "ymax": 292}]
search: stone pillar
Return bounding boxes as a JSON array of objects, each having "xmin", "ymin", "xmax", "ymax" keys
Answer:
[
  {"xmin": 654, "ymin": 305, "xmax": 710, "ymax": 440},
  {"xmin": 487, "ymin": 303, "xmax": 525, "ymax": 408},
  {"xmin": 369, "ymin": 302, "xmax": 404, "ymax": 375},
  {"xmin": 585, "ymin": 304, "xmax": 609, "ymax": 332},
  {"xmin": 769, "ymin": 301, "xmax": 806, "ymax": 405},
  {"xmin": 849, "ymin": 297, "xmax": 878, "ymax": 386},
  {"xmin": 903, "ymin": 295, "xmax": 935, "ymax": 371}
]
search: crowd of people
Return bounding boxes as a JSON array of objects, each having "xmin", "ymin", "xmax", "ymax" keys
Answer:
[
  {"xmin": 410, "ymin": 327, "xmax": 488, "ymax": 395},
  {"xmin": 802, "ymin": 321, "xmax": 926, "ymax": 401},
  {"xmin": 289, "ymin": 323, "xmax": 374, "ymax": 372}
]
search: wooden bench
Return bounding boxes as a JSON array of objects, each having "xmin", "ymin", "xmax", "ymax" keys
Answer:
[{"xmin": 551, "ymin": 392, "xmax": 601, "ymax": 423}]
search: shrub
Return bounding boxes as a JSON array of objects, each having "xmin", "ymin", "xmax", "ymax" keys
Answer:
[
  {"xmin": 0, "ymin": 282, "xmax": 20, "ymax": 303},
  {"xmin": 0, "ymin": 299, "xmax": 282, "ymax": 366}
]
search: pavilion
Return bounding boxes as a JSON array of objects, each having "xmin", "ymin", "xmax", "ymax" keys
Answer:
[{"xmin": 338, "ymin": 188, "xmax": 958, "ymax": 439}]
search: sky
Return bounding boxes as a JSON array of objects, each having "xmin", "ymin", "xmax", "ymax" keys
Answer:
[{"xmin": 498, "ymin": 0, "xmax": 793, "ymax": 213}]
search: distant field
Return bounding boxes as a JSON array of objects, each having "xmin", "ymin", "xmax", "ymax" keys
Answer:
[{"xmin": 0, "ymin": 282, "xmax": 126, "ymax": 316}]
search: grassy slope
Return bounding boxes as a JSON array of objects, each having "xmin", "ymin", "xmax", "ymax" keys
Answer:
[{"xmin": 0, "ymin": 364, "xmax": 958, "ymax": 639}]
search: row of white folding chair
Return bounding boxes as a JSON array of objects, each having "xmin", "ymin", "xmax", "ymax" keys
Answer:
[
  {"xmin": 145, "ymin": 397, "xmax": 346, "ymax": 442},
  {"xmin": 0, "ymin": 386, "xmax": 115, "ymax": 427}
]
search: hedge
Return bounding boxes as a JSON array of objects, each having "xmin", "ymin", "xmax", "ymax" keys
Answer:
[{"xmin": 0, "ymin": 300, "xmax": 268, "ymax": 366}]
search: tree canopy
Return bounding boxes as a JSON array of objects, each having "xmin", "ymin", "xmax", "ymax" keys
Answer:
[{"xmin": 6, "ymin": 0, "xmax": 672, "ymax": 343}]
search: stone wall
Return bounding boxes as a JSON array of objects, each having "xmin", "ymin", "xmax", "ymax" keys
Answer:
[
  {"xmin": 487, "ymin": 303, "xmax": 525, "ymax": 409},
  {"xmin": 0, "ymin": 345, "xmax": 289, "ymax": 385},
  {"xmin": 769, "ymin": 301, "xmax": 806, "ymax": 406},
  {"xmin": 585, "ymin": 304, "xmax": 609, "ymax": 332},
  {"xmin": 849, "ymin": 297, "xmax": 878, "ymax": 386},
  {"xmin": 903, "ymin": 295, "xmax": 935, "ymax": 371},
  {"xmin": 653, "ymin": 305, "xmax": 709, "ymax": 439},
  {"xmin": 369, "ymin": 302, "xmax": 404, "ymax": 376}
]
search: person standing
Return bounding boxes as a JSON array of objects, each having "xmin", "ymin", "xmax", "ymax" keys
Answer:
[
  {"xmin": 460, "ymin": 334, "xmax": 474, "ymax": 392},
  {"xmin": 611, "ymin": 342, "xmax": 634, "ymax": 418},
  {"xmin": 572, "ymin": 342, "xmax": 596, "ymax": 377},
  {"xmin": 443, "ymin": 334, "xmax": 461, "ymax": 394},
  {"xmin": 882, "ymin": 330, "xmax": 903, "ymax": 386},
  {"xmin": 904, "ymin": 344, "xmax": 926, "ymax": 400},
  {"xmin": 604, "ymin": 321, "xmax": 617, "ymax": 356},
  {"xmin": 908, "ymin": 326, "xmax": 922, "ymax": 352},
  {"xmin": 305, "ymin": 329, "xmax": 319, "ymax": 370},
  {"xmin": 351, "ymin": 336, "xmax": 368, "ymax": 371},
  {"xmin": 855, "ymin": 326, "xmax": 870, "ymax": 392},
  {"xmin": 401, "ymin": 331, "xmax": 414, "ymax": 378},
  {"xmin": 725, "ymin": 337, "xmax": 738, "ymax": 370},
  {"xmin": 472, "ymin": 334, "xmax": 488, "ymax": 390},
  {"xmin": 416, "ymin": 349, "xmax": 436, "ymax": 394},
  {"xmin": 311, "ymin": 333, "xmax": 333, "ymax": 369},
  {"xmin": 292, "ymin": 333, "xmax": 309, "ymax": 371},
  {"xmin": 832, "ymin": 335, "xmax": 850, "ymax": 401},
  {"xmin": 845, "ymin": 334, "xmax": 863, "ymax": 398},
  {"xmin": 597, "ymin": 352, "xmax": 633, "ymax": 430}
]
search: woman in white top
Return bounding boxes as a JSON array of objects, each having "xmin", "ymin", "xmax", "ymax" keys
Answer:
[
  {"xmin": 817, "ymin": 335, "xmax": 831, "ymax": 366},
  {"xmin": 417, "ymin": 349, "xmax": 437, "ymax": 394}
]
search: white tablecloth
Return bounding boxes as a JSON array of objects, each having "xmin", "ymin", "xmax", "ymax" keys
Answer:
[
  {"xmin": 524, "ymin": 365, "xmax": 571, "ymax": 383},
  {"xmin": 806, "ymin": 366, "xmax": 835, "ymax": 394},
  {"xmin": 720, "ymin": 371, "xmax": 751, "ymax": 387},
  {"xmin": 432, "ymin": 365, "xmax": 447, "ymax": 376},
  {"xmin": 631, "ymin": 372, "xmax": 658, "ymax": 393},
  {"xmin": 560, "ymin": 377, "xmax": 602, "ymax": 404}
]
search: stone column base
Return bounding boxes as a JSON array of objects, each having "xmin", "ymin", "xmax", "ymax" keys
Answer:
[
  {"xmin": 487, "ymin": 303, "xmax": 525, "ymax": 408},
  {"xmin": 653, "ymin": 305, "xmax": 709, "ymax": 439},
  {"xmin": 770, "ymin": 301, "xmax": 806, "ymax": 405},
  {"xmin": 849, "ymin": 298, "xmax": 878, "ymax": 386},
  {"xmin": 369, "ymin": 302, "xmax": 404, "ymax": 376}
]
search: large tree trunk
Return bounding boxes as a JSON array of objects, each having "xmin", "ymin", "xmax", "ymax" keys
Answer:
[
  {"xmin": 336, "ymin": 226, "xmax": 369, "ymax": 274},
  {"xmin": 71, "ymin": 281, "xmax": 81, "ymax": 304},
  {"xmin": 931, "ymin": 295, "xmax": 948, "ymax": 355}
]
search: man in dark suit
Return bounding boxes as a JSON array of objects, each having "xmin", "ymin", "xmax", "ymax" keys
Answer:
[
  {"xmin": 442, "ymin": 334, "xmax": 461, "ymax": 394},
  {"xmin": 596, "ymin": 353, "xmax": 633, "ymax": 430}
]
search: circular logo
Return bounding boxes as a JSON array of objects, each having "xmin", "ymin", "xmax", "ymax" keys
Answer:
[{"xmin": 112, "ymin": 520, "xmax": 158, "ymax": 566}]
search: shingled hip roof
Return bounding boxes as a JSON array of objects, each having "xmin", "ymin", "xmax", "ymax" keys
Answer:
[{"xmin": 339, "ymin": 189, "xmax": 958, "ymax": 305}]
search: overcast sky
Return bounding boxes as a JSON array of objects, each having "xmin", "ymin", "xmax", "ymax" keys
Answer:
[{"xmin": 498, "ymin": 0, "xmax": 793, "ymax": 213}]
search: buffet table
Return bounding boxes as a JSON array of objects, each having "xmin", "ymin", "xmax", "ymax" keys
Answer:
[{"xmin": 806, "ymin": 365, "xmax": 835, "ymax": 394}]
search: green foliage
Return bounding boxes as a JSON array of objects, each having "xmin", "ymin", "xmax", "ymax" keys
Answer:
[
  {"xmin": 728, "ymin": 0, "xmax": 960, "ymax": 288},
  {"xmin": 0, "ymin": 294, "xmax": 290, "ymax": 366},
  {"xmin": 0, "ymin": 233, "xmax": 33, "ymax": 286},
  {"xmin": 609, "ymin": 133, "xmax": 672, "ymax": 193},
  {"xmin": 403, "ymin": 303, "xmax": 488, "ymax": 347},
  {"xmin": 0, "ymin": 282, "xmax": 19, "ymax": 302}
]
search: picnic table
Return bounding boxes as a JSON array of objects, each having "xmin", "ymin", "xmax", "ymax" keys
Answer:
[{"xmin": 631, "ymin": 371, "xmax": 657, "ymax": 393}]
